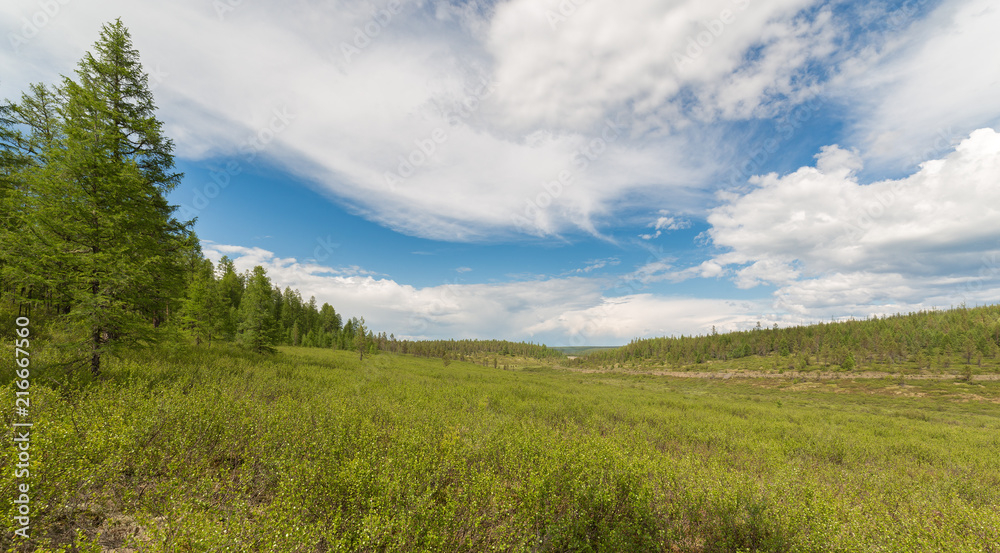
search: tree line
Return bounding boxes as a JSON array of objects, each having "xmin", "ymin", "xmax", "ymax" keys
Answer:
[
  {"xmin": 182, "ymin": 255, "xmax": 380, "ymax": 355},
  {"xmin": 380, "ymin": 338, "xmax": 563, "ymax": 361},
  {"xmin": 574, "ymin": 305, "xmax": 1000, "ymax": 370}
]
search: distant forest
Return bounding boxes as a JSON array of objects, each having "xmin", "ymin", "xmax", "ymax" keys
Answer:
[
  {"xmin": 381, "ymin": 339, "xmax": 563, "ymax": 361},
  {"xmin": 574, "ymin": 304, "xmax": 1000, "ymax": 371}
]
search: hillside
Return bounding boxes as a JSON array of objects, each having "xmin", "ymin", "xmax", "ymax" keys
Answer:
[{"xmin": 574, "ymin": 304, "xmax": 1000, "ymax": 374}]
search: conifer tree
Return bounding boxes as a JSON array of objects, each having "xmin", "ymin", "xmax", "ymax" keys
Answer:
[
  {"xmin": 237, "ymin": 265, "xmax": 278, "ymax": 354},
  {"xmin": 4, "ymin": 20, "xmax": 193, "ymax": 374},
  {"xmin": 182, "ymin": 258, "xmax": 224, "ymax": 345},
  {"xmin": 353, "ymin": 317, "xmax": 369, "ymax": 360}
]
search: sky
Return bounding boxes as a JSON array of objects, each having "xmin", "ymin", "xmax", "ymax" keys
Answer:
[{"xmin": 3, "ymin": 0, "xmax": 999, "ymax": 346}]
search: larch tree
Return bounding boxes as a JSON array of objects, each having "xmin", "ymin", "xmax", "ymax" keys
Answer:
[
  {"xmin": 182, "ymin": 258, "xmax": 225, "ymax": 345},
  {"xmin": 216, "ymin": 255, "xmax": 244, "ymax": 339},
  {"xmin": 0, "ymin": 84, "xmax": 63, "ymax": 310},
  {"xmin": 12, "ymin": 19, "xmax": 193, "ymax": 374},
  {"xmin": 236, "ymin": 265, "xmax": 278, "ymax": 354},
  {"xmin": 353, "ymin": 316, "xmax": 369, "ymax": 360}
]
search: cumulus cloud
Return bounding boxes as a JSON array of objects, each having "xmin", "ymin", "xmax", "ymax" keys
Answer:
[
  {"xmin": 201, "ymin": 243, "xmax": 790, "ymax": 344},
  {"xmin": 639, "ymin": 212, "xmax": 692, "ymax": 239},
  {"xmin": 525, "ymin": 295, "xmax": 799, "ymax": 345},
  {"xmin": 701, "ymin": 127, "xmax": 1000, "ymax": 314}
]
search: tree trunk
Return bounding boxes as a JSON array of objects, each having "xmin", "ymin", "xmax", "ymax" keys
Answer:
[
  {"xmin": 91, "ymin": 326, "xmax": 102, "ymax": 376},
  {"xmin": 91, "ymin": 276, "xmax": 101, "ymax": 376}
]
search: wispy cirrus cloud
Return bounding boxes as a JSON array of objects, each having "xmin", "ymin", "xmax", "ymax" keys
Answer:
[{"xmin": 0, "ymin": 0, "xmax": 876, "ymax": 242}]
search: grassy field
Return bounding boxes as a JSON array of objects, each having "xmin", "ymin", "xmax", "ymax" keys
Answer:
[{"xmin": 2, "ymin": 345, "xmax": 999, "ymax": 551}]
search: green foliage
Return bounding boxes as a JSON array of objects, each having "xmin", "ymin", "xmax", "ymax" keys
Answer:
[
  {"xmin": 577, "ymin": 304, "xmax": 1000, "ymax": 374},
  {"xmin": 385, "ymin": 338, "xmax": 564, "ymax": 360},
  {"xmin": 353, "ymin": 316, "xmax": 369, "ymax": 360},
  {"xmin": 180, "ymin": 257, "xmax": 226, "ymax": 345},
  {"xmin": 236, "ymin": 266, "xmax": 278, "ymax": 354},
  {"xmin": 0, "ymin": 19, "xmax": 194, "ymax": 375},
  {"xmin": 2, "ymin": 345, "xmax": 999, "ymax": 551}
]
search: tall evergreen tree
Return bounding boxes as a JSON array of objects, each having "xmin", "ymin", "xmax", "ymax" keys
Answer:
[
  {"xmin": 237, "ymin": 265, "xmax": 278, "ymax": 354},
  {"xmin": 353, "ymin": 317, "xmax": 369, "ymax": 360},
  {"xmin": 182, "ymin": 258, "xmax": 225, "ymax": 345},
  {"xmin": 0, "ymin": 100, "xmax": 23, "ymax": 297},
  {"xmin": 6, "ymin": 20, "xmax": 193, "ymax": 374},
  {"xmin": 216, "ymin": 256, "xmax": 243, "ymax": 339},
  {"xmin": 0, "ymin": 84, "xmax": 63, "ymax": 309}
]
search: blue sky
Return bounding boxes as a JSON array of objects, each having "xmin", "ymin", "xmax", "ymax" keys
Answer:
[{"xmin": 3, "ymin": 0, "xmax": 999, "ymax": 345}]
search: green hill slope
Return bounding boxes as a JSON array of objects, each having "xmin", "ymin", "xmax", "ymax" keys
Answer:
[{"xmin": 575, "ymin": 304, "xmax": 1000, "ymax": 374}]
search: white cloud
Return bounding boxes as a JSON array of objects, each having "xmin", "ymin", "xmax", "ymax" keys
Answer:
[
  {"xmin": 640, "ymin": 212, "xmax": 692, "ymax": 239},
  {"xmin": 203, "ymin": 242, "xmax": 602, "ymax": 342},
  {"xmin": 202, "ymin": 243, "xmax": 793, "ymax": 344},
  {"xmin": 574, "ymin": 257, "xmax": 621, "ymax": 274},
  {"xmin": 0, "ymin": 0, "xmax": 850, "ymax": 242},
  {"xmin": 525, "ymin": 295, "xmax": 798, "ymax": 345},
  {"xmin": 486, "ymin": 0, "xmax": 828, "ymax": 134},
  {"xmin": 701, "ymin": 127, "xmax": 1000, "ymax": 314},
  {"xmin": 837, "ymin": 0, "xmax": 1000, "ymax": 170}
]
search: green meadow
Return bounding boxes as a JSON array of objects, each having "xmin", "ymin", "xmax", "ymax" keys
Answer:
[{"xmin": 2, "ymin": 346, "xmax": 999, "ymax": 552}]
